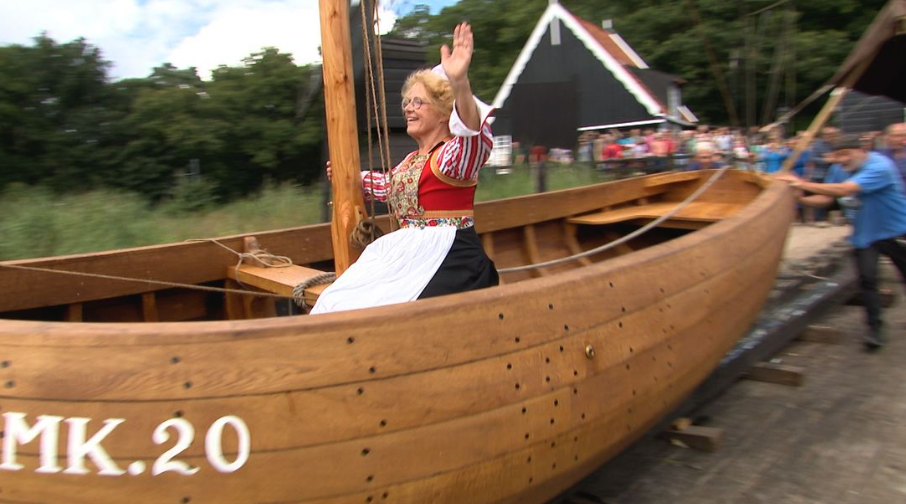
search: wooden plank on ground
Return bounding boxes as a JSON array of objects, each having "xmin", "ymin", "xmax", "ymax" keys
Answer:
[
  {"xmin": 662, "ymin": 425, "xmax": 724, "ymax": 452},
  {"xmin": 745, "ymin": 362, "xmax": 805, "ymax": 387},
  {"xmin": 797, "ymin": 325, "xmax": 844, "ymax": 344}
]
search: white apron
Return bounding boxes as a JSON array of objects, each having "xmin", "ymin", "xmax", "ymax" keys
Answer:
[{"xmin": 309, "ymin": 226, "xmax": 456, "ymax": 314}]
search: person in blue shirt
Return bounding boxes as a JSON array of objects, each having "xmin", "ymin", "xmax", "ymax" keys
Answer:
[
  {"xmin": 759, "ymin": 140, "xmax": 790, "ymax": 174},
  {"xmin": 879, "ymin": 122, "xmax": 906, "ymax": 184},
  {"xmin": 776, "ymin": 134, "xmax": 906, "ymax": 350}
]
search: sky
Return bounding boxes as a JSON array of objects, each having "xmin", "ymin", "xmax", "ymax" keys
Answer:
[{"xmin": 0, "ymin": 0, "xmax": 458, "ymax": 81}]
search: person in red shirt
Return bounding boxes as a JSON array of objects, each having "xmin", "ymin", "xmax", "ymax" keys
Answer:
[{"xmin": 601, "ymin": 134, "xmax": 623, "ymax": 159}]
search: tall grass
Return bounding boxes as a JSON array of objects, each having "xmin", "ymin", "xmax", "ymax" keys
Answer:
[
  {"xmin": 0, "ymin": 183, "xmax": 324, "ymax": 261},
  {"xmin": 0, "ymin": 163, "xmax": 612, "ymax": 261}
]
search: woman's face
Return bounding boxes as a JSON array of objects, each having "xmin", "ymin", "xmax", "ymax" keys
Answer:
[{"xmin": 403, "ymin": 82, "xmax": 447, "ymax": 140}]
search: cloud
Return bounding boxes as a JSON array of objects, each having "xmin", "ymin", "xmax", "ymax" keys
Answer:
[
  {"xmin": 166, "ymin": 1, "xmax": 322, "ymax": 79},
  {"xmin": 0, "ymin": 0, "xmax": 428, "ymax": 81}
]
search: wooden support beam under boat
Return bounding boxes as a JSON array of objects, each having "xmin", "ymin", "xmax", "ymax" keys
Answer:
[
  {"xmin": 319, "ymin": 0, "xmax": 368, "ymax": 276},
  {"xmin": 745, "ymin": 362, "xmax": 806, "ymax": 387},
  {"xmin": 661, "ymin": 424, "xmax": 725, "ymax": 453},
  {"xmin": 797, "ymin": 325, "xmax": 844, "ymax": 344}
]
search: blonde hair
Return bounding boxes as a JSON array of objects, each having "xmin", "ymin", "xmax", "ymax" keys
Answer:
[{"xmin": 402, "ymin": 69, "xmax": 454, "ymax": 118}]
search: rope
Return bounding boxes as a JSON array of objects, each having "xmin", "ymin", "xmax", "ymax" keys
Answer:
[
  {"xmin": 0, "ymin": 238, "xmax": 307, "ymax": 302},
  {"xmin": 360, "ymin": 0, "xmax": 378, "ymax": 224},
  {"xmin": 0, "ymin": 262, "xmax": 295, "ymax": 300},
  {"xmin": 359, "ymin": 0, "xmax": 398, "ymax": 234},
  {"xmin": 291, "ymin": 272, "xmax": 337, "ymax": 310},
  {"xmin": 781, "ymin": 259, "xmax": 830, "ymax": 281},
  {"xmin": 184, "ymin": 238, "xmax": 293, "ymax": 289},
  {"xmin": 351, "ymin": 218, "xmax": 386, "ymax": 248},
  {"xmin": 497, "ymin": 166, "xmax": 733, "ymax": 274}
]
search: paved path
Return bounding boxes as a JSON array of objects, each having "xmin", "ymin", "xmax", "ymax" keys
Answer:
[
  {"xmin": 782, "ymin": 223, "xmax": 851, "ymax": 262},
  {"xmin": 570, "ymin": 224, "xmax": 906, "ymax": 504}
]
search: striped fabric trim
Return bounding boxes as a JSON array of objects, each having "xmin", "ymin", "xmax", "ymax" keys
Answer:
[
  {"xmin": 430, "ymin": 148, "xmax": 477, "ymax": 187},
  {"xmin": 361, "ymin": 171, "xmax": 389, "ymax": 202},
  {"xmin": 436, "ymin": 121, "xmax": 494, "ymax": 183}
]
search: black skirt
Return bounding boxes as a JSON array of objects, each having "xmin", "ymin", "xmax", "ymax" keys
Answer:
[{"xmin": 418, "ymin": 227, "xmax": 499, "ymax": 299}]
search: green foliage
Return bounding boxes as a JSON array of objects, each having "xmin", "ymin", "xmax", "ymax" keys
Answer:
[
  {"xmin": 0, "ymin": 183, "xmax": 155, "ymax": 260},
  {"xmin": 0, "ymin": 37, "xmax": 324, "ymax": 201},
  {"xmin": 0, "ymin": 0, "xmax": 894, "ymax": 239},
  {"xmin": 0, "ymin": 182, "xmax": 325, "ymax": 261},
  {"xmin": 391, "ymin": 0, "xmax": 890, "ymax": 126},
  {"xmin": 0, "ymin": 166, "xmax": 613, "ymax": 260}
]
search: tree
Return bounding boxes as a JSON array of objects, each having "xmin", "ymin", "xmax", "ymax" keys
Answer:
[
  {"xmin": 389, "ymin": 0, "xmax": 890, "ymax": 126},
  {"xmin": 0, "ymin": 34, "xmax": 114, "ymax": 191}
]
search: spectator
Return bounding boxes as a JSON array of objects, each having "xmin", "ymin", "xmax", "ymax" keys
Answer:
[
  {"xmin": 811, "ymin": 127, "xmax": 839, "ymax": 182},
  {"xmin": 601, "ymin": 134, "xmax": 623, "ymax": 160},
  {"xmin": 592, "ymin": 132, "xmax": 605, "ymax": 165},
  {"xmin": 775, "ymin": 134, "xmax": 906, "ymax": 350},
  {"xmin": 759, "ymin": 140, "xmax": 790, "ymax": 174},
  {"xmin": 685, "ymin": 142, "xmax": 724, "ymax": 171},
  {"xmin": 577, "ymin": 132, "xmax": 594, "ymax": 164},
  {"xmin": 786, "ymin": 136, "xmax": 813, "ymax": 179},
  {"xmin": 511, "ymin": 141, "xmax": 526, "ymax": 165},
  {"xmin": 806, "ymin": 126, "xmax": 840, "ymax": 224},
  {"xmin": 715, "ymin": 126, "xmax": 733, "ymax": 153},
  {"xmin": 879, "ymin": 122, "xmax": 906, "ymax": 183}
]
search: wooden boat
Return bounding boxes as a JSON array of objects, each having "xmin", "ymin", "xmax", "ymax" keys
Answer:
[
  {"xmin": 0, "ymin": 1, "xmax": 796, "ymax": 502},
  {"xmin": 0, "ymin": 168, "xmax": 793, "ymax": 503}
]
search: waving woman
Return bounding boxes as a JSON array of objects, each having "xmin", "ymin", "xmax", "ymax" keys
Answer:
[{"xmin": 313, "ymin": 23, "xmax": 498, "ymax": 314}]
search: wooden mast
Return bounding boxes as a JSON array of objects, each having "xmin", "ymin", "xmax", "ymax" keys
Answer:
[
  {"xmin": 319, "ymin": 0, "xmax": 368, "ymax": 275},
  {"xmin": 779, "ymin": 55, "xmax": 875, "ymax": 174}
]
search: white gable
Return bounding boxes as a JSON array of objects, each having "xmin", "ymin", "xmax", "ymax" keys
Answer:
[{"xmin": 491, "ymin": 2, "xmax": 664, "ymax": 117}]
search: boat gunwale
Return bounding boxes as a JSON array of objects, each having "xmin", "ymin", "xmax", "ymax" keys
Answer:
[{"xmin": 0, "ymin": 171, "xmax": 791, "ymax": 340}]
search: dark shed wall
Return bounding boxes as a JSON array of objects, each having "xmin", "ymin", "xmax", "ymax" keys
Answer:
[
  {"xmin": 354, "ymin": 37, "xmax": 425, "ymax": 168},
  {"xmin": 838, "ymin": 91, "xmax": 905, "ymax": 134},
  {"xmin": 494, "ymin": 26, "xmax": 655, "ymax": 146}
]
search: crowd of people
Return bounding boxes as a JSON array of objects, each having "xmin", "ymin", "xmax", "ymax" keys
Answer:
[{"xmin": 566, "ymin": 123, "xmax": 906, "ymax": 180}]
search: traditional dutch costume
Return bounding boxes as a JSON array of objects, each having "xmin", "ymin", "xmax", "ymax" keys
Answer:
[{"xmin": 311, "ymin": 98, "xmax": 498, "ymax": 314}]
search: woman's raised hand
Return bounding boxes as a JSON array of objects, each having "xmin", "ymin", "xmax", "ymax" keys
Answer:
[
  {"xmin": 326, "ymin": 160, "xmax": 332, "ymax": 182},
  {"xmin": 441, "ymin": 22, "xmax": 473, "ymax": 84}
]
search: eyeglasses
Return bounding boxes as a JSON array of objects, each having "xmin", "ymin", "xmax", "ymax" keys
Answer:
[{"xmin": 401, "ymin": 97, "xmax": 428, "ymax": 110}]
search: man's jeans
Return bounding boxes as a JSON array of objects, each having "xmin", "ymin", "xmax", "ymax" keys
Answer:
[{"xmin": 854, "ymin": 237, "xmax": 906, "ymax": 330}]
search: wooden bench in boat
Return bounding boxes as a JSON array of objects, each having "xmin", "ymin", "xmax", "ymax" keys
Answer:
[
  {"xmin": 223, "ymin": 237, "xmax": 332, "ymax": 317},
  {"xmin": 226, "ymin": 264, "xmax": 330, "ymax": 301},
  {"xmin": 567, "ymin": 201, "xmax": 744, "ymax": 229}
]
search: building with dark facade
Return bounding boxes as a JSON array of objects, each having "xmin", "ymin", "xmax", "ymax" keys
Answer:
[{"xmin": 490, "ymin": 1, "xmax": 697, "ymax": 154}]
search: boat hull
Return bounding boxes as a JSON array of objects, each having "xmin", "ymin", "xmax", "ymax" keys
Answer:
[{"xmin": 0, "ymin": 172, "xmax": 794, "ymax": 503}]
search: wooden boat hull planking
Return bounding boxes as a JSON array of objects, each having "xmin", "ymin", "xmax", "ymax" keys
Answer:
[{"xmin": 0, "ymin": 171, "xmax": 794, "ymax": 503}]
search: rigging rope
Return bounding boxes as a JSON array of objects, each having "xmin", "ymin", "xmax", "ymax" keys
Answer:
[
  {"xmin": 0, "ymin": 238, "xmax": 313, "ymax": 303},
  {"xmin": 0, "ymin": 262, "xmax": 295, "ymax": 300},
  {"xmin": 358, "ymin": 0, "xmax": 397, "ymax": 240},
  {"xmin": 497, "ymin": 165, "xmax": 733, "ymax": 274}
]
